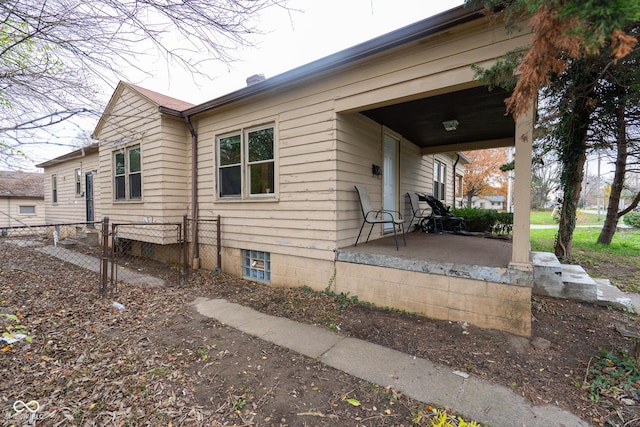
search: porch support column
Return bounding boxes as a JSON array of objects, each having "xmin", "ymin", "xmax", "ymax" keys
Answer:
[{"xmin": 510, "ymin": 103, "xmax": 535, "ymax": 269}]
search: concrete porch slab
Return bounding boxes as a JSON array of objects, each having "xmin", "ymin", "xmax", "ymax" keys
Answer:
[{"xmin": 337, "ymin": 232, "xmax": 532, "ymax": 287}]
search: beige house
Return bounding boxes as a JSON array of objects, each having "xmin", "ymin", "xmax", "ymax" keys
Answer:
[
  {"xmin": 92, "ymin": 83, "xmax": 194, "ymax": 226},
  {"xmin": 39, "ymin": 5, "xmax": 537, "ymax": 335},
  {"xmin": 0, "ymin": 171, "xmax": 45, "ymax": 228},
  {"xmin": 36, "ymin": 144, "xmax": 101, "ymax": 224}
]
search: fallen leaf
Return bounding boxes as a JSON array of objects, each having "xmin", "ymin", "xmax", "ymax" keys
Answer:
[{"xmin": 345, "ymin": 398, "xmax": 360, "ymax": 407}]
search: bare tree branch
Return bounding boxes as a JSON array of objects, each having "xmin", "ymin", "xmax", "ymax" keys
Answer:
[{"xmin": 0, "ymin": 0, "xmax": 287, "ymax": 169}]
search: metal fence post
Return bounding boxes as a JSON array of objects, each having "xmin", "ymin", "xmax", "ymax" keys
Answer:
[
  {"xmin": 216, "ymin": 215, "xmax": 222, "ymax": 272},
  {"xmin": 100, "ymin": 217, "xmax": 109, "ymax": 297},
  {"xmin": 183, "ymin": 214, "xmax": 188, "ymax": 281},
  {"xmin": 111, "ymin": 221, "xmax": 117, "ymax": 293}
]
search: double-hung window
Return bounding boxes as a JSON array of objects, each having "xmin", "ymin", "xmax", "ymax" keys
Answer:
[
  {"xmin": 433, "ymin": 160, "xmax": 446, "ymax": 201},
  {"xmin": 218, "ymin": 134, "xmax": 242, "ymax": 197},
  {"xmin": 52, "ymin": 175, "xmax": 58, "ymax": 204},
  {"xmin": 218, "ymin": 124, "xmax": 275, "ymax": 198},
  {"xmin": 114, "ymin": 145, "xmax": 142, "ymax": 201},
  {"xmin": 75, "ymin": 168, "xmax": 82, "ymax": 196}
]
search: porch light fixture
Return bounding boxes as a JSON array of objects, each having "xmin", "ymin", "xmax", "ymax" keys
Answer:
[{"xmin": 442, "ymin": 119, "xmax": 459, "ymax": 131}]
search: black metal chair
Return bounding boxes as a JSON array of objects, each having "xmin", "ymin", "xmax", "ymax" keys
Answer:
[{"xmin": 354, "ymin": 185, "xmax": 406, "ymax": 250}]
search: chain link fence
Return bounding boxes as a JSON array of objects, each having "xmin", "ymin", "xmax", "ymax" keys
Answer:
[
  {"xmin": 1, "ymin": 216, "xmax": 222, "ymax": 296},
  {"xmin": 110, "ymin": 220, "xmax": 186, "ymax": 291},
  {"xmin": 186, "ymin": 216, "xmax": 221, "ymax": 272},
  {"xmin": 0, "ymin": 221, "xmax": 104, "ymax": 288}
]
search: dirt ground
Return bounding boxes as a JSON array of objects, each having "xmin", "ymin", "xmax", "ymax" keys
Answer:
[{"xmin": 1, "ymin": 241, "xmax": 639, "ymax": 426}]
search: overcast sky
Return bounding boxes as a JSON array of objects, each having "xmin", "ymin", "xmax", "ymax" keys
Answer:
[
  {"xmin": 131, "ymin": 0, "xmax": 466, "ymax": 104},
  {"xmin": 25, "ymin": 1, "xmax": 465, "ymax": 168}
]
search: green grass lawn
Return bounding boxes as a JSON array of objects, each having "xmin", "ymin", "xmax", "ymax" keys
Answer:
[
  {"xmin": 530, "ymin": 209, "xmax": 603, "ymax": 226},
  {"xmin": 530, "ymin": 223, "xmax": 640, "ymax": 292}
]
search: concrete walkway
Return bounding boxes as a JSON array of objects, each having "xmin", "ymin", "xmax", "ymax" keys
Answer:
[
  {"xmin": 37, "ymin": 245, "xmax": 164, "ymax": 287},
  {"xmin": 192, "ymin": 297, "xmax": 588, "ymax": 427}
]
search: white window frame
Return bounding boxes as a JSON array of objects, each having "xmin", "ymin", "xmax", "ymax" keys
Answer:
[
  {"xmin": 19, "ymin": 205, "xmax": 36, "ymax": 215},
  {"xmin": 75, "ymin": 168, "xmax": 82, "ymax": 196},
  {"xmin": 216, "ymin": 123, "xmax": 276, "ymax": 200},
  {"xmin": 113, "ymin": 145, "xmax": 142, "ymax": 201},
  {"xmin": 217, "ymin": 133, "xmax": 242, "ymax": 198},
  {"xmin": 52, "ymin": 175, "xmax": 58, "ymax": 204},
  {"xmin": 433, "ymin": 160, "xmax": 446, "ymax": 201}
]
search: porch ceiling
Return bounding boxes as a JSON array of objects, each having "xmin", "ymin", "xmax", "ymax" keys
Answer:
[{"xmin": 362, "ymin": 86, "xmax": 514, "ymax": 150}]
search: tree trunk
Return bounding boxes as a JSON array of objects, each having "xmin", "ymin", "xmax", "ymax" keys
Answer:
[
  {"xmin": 598, "ymin": 95, "xmax": 627, "ymax": 244},
  {"xmin": 554, "ymin": 66, "xmax": 596, "ymax": 259},
  {"xmin": 555, "ymin": 149, "xmax": 588, "ymax": 259}
]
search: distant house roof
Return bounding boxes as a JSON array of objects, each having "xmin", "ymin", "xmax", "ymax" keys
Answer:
[
  {"xmin": 35, "ymin": 143, "xmax": 100, "ymax": 168},
  {"xmin": 473, "ymin": 195, "xmax": 506, "ymax": 202},
  {"xmin": 0, "ymin": 171, "xmax": 44, "ymax": 198}
]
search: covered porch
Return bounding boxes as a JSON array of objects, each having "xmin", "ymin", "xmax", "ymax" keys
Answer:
[{"xmin": 334, "ymin": 231, "xmax": 533, "ymax": 336}]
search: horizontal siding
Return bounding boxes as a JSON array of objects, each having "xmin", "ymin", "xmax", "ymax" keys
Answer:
[
  {"xmin": 193, "ymin": 81, "xmax": 339, "ymax": 259},
  {"xmin": 332, "ymin": 19, "xmax": 532, "ymax": 111},
  {"xmin": 0, "ymin": 198, "xmax": 45, "ymax": 227},
  {"xmin": 40, "ymin": 153, "xmax": 101, "ymax": 224},
  {"xmin": 95, "ymin": 87, "xmax": 189, "ymax": 223},
  {"xmin": 335, "ymin": 113, "xmax": 385, "ymax": 248}
]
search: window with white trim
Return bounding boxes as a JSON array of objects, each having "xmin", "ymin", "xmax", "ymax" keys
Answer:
[
  {"xmin": 114, "ymin": 145, "xmax": 141, "ymax": 200},
  {"xmin": 217, "ymin": 124, "xmax": 275, "ymax": 198},
  {"xmin": 19, "ymin": 205, "xmax": 36, "ymax": 215},
  {"xmin": 433, "ymin": 160, "xmax": 446, "ymax": 201},
  {"xmin": 52, "ymin": 175, "xmax": 58, "ymax": 204},
  {"xmin": 75, "ymin": 168, "xmax": 82, "ymax": 196}
]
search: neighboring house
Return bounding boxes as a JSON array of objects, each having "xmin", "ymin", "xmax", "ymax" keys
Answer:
[
  {"xmin": 38, "ymin": 5, "xmax": 537, "ymax": 335},
  {"xmin": 472, "ymin": 195, "xmax": 507, "ymax": 210},
  {"xmin": 0, "ymin": 171, "xmax": 45, "ymax": 227},
  {"xmin": 36, "ymin": 143, "xmax": 101, "ymax": 224}
]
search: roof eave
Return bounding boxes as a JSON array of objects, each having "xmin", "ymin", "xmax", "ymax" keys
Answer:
[
  {"xmin": 181, "ymin": 4, "xmax": 484, "ymax": 118},
  {"xmin": 0, "ymin": 194, "xmax": 44, "ymax": 199},
  {"xmin": 35, "ymin": 143, "xmax": 100, "ymax": 168}
]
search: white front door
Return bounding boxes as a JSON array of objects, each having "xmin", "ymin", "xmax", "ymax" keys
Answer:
[{"xmin": 383, "ymin": 134, "xmax": 399, "ymax": 232}]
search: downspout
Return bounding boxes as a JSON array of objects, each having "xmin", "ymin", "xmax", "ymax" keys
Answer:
[
  {"xmin": 452, "ymin": 154, "xmax": 460, "ymax": 208},
  {"xmin": 184, "ymin": 115, "xmax": 200, "ymax": 267}
]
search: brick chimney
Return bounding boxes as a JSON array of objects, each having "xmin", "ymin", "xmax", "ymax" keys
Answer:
[{"xmin": 246, "ymin": 74, "xmax": 265, "ymax": 86}]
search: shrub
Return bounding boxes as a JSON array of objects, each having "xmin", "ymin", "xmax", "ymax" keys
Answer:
[
  {"xmin": 452, "ymin": 208, "xmax": 512, "ymax": 233},
  {"xmin": 623, "ymin": 212, "xmax": 640, "ymax": 228}
]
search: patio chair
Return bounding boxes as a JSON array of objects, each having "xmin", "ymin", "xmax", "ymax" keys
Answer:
[
  {"xmin": 407, "ymin": 192, "xmax": 437, "ymax": 233},
  {"xmin": 354, "ymin": 185, "xmax": 406, "ymax": 250},
  {"xmin": 420, "ymin": 194, "xmax": 466, "ymax": 233}
]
